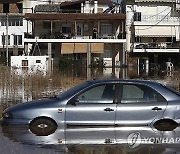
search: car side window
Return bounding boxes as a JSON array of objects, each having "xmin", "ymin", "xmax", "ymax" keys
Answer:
[
  {"xmin": 121, "ymin": 84, "xmax": 158, "ymax": 103},
  {"xmin": 77, "ymin": 84, "xmax": 115, "ymax": 103}
]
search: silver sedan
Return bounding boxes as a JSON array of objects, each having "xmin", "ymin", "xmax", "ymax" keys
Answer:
[{"xmin": 1, "ymin": 79, "xmax": 180, "ymax": 135}]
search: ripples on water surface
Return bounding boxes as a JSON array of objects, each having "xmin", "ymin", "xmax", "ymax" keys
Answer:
[
  {"xmin": 0, "ymin": 67, "xmax": 179, "ymax": 153},
  {"xmin": 1, "ymin": 125, "xmax": 180, "ymax": 154}
]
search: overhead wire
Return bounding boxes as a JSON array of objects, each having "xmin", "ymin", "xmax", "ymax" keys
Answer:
[{"xmin": 135, "ymin": 11, "xmax": 171, "ymax": 31}]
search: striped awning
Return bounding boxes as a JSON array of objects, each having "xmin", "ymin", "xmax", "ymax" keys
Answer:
[{"xmin": 61, "ymin": 43, "xmax": 104, "ymax": 54}]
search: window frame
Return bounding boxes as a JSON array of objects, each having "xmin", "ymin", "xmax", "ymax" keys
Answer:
[
  {"xmin": 69, "ymin": 83, "xmax": 119, "ymax": 105},
  {"xmin": 118, "ymin": 83, "xmax": 166, "ymax": 104}
]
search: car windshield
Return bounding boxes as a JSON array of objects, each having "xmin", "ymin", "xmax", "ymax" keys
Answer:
[{"xmin": 57, "ymin": 81, "xmax": 91, "ymax": 99}]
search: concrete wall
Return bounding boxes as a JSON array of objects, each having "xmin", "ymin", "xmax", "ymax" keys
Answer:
[{"xmin": 11, "ymin": 56, "xmax": 49, "ymax": 74}]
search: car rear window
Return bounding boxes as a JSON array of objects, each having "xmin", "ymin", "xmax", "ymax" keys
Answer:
[{"xmin": 161, "ymin": 84, "xmax": 180, "ymax": 97}]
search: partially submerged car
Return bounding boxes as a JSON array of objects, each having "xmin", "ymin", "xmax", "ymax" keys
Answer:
[{"xmin": 1, "ymin": 79, "xmax": 180, "ymax": 135}]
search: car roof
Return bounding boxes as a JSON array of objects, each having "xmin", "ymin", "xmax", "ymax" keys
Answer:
[
  {"xmin": 88, "ymin": 78, "xmax": 159, "ymax": 85},
  {"xmin": 88, "ymin": 78, "xmax": 179, "ymax": 101}
]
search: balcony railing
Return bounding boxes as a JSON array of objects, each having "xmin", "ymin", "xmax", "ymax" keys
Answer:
[
  {"xmin": 26, "ymin": 32, "xmax": 126, "ymax": 39},
  {"xmin": 137, "ymin": 15, "xmax": 179, "ymax": 22},
  {"xmin": 134, "ymin": 42, "xmax": 179, "ymax": 49}
]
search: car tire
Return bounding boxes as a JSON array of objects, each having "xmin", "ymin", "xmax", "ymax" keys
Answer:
[
  {"xmin": 29, "ymin": 118, "xmax": 57, "ymax": 136},
  {"xmin": 154, "ymin": 119, "xmax": 178, "ymax": 131}
]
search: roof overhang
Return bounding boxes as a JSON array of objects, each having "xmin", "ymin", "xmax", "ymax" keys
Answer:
[
  {"xmin": 24, "ymin": 38, "xmax": 126, "ymax": 43},
  {"xmin": 0, "ymin": 0, "xmax": 22, "ymax": 3},
  {"xmin": 25, "ymin": 13, "xmax": 125, "ymax": 21}
]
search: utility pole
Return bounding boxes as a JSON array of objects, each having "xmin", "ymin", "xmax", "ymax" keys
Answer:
[{"xmin": 6, "ymin": 13, "xmax": 9, "ymax": 66}]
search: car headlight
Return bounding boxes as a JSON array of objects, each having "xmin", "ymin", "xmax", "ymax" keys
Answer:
[{"xmin": 2, "ymin": 112, "xmax": 13, "ymax": 119}]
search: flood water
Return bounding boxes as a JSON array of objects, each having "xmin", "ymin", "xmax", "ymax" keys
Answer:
[
  {"xmin": 0, "ymin": 67, "xmax": 180, "ymax": 154},
  {"xmin": 2, "ymin": 125, "xmax": 180, "ymax": 154}
]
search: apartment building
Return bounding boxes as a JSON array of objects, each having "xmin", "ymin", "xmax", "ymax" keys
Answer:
[
  {"xmin": 24, "ymin": 0, "xmax": 126, "ymax": 70},
  {"xmin": 123, "ymin": 0, "xmax": 180, "ymax": 75},
  {"xmin": 0, "ymin": 0, "xmax": 24, "ymax": 63}
]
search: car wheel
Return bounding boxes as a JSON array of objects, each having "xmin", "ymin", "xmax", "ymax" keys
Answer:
[
  {"xmin": 29, "ymin": 118, "xmax": 57, "ymax": 136},
  {"xmin": 154, "ymin": 119, "xmax": 178, "ymax": 131}
]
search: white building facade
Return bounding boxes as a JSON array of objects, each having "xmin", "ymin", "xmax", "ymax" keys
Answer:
[
  {"xmin": 11, "ymin": 56, "xmax": 49, "ymax": 75},
  {"xmin": 0, "ymin": 0, "xmax": 68, "ymax": 63},
  {"xmin": 124, "ymin": 0, "xmax": 180, "ymax": 75}
]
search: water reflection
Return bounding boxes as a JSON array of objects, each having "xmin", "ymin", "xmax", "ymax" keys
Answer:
[{"xmin": 2, "ymin": 125, "xmax": 180, "ymax": 153}]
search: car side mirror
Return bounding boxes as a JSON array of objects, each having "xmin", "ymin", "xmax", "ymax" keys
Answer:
[{"xmin": 69, "ymin": 97, "xmax": 79, "ymax": 106}]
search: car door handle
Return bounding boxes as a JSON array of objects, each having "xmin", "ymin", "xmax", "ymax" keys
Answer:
[
  {"xmin": 152, "ymin": 107, "xmax": 162, "ymax": 111},
  {"xmin": 104, "ymin": 108, "xmax": 114, "ymax": 112}
]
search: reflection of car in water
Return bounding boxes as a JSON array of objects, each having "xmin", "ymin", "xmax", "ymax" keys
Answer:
[
  {"xmin": 1, "ymin": 79, "xmax": 180, "ymax": 136},
  {"xmin": 2, "ymin": 126, "xmax": 180, "ymax": 153}
]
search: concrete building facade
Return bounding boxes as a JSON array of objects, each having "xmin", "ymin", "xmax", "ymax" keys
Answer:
[{"xmin": 123, "ymin": 0, "xmax": 180, "ymax": 76}]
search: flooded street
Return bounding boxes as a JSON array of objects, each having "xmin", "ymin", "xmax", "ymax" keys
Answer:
[
  {"xmin": 0, "ymin": 66, "xmax": 180, "ymax": 154},
  {"xmin": 2, "ymin": 125, "xmax": 180, "ymax": 154}
]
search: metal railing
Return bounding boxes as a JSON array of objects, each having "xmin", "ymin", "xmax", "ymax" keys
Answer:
[
  {"xmin": 139, "ymin": 15, "xmax": 179, "ymax": 22},
  {"xmin": 134, "ymin": 42, "xmax": 179, "ymax": 49},
  {"xmin": 26, "ymin": 32, "xmax": 126, "ymax": 39}
]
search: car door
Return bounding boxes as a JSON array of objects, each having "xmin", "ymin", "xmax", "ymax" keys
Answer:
[
  {"xmin": 65, "ymin": 83, "xmax": 117, "ymax": 126},
  {"xmin": 115, "ymin": 83, "xmax": 168, "ymax": 126}
]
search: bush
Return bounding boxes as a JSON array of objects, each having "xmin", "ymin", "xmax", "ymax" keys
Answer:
[{"xmin": 58, "ymin": 55, "xmax": 73, "ymax": 71}]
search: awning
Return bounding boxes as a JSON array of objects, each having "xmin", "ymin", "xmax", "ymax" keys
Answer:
[
  {"xmin": 61, "ymin": 43, "xmax": 104, "ymax": 54},
  {"xmin": 135, "ymin": 26, "xmax": 176, "ymax": 37},
  {"xmin": 135, "ymin": 0, "xmax": 174, "ymax": 2}
]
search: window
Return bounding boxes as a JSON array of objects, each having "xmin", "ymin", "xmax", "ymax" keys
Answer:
[
  {"xmin": 36, "ymin": 60, "xmax": 41, "ymax": 63},
  {"xmin": 1, "ymin": 19, "xmax": 6, "ymax": 26},
  {"xmin": 134, "ymin": 12, "xmax": 141, "ymax": 21},
  {"xmin": 134, "ymin": 36, "xmax": 142, "ymax": 43},
  {"xmin": 100, "ymin": 23, "xmax": 112, "ymax": 36},
  {"xmin": 62, "ymin": 27, "xmax": 71, "ymax": 34},
  {"xmin": 43, "ymin": 21, "xmax": 51, "ymax": 29},
  {"xmin": 103, "ymin": 49, "xmax": 112, "ymax": 58},
  {"xmin": 77, "ymin": 84, "xmax": 116, "ymax": 103},
  {"xmin": 22, "ymin": 60, "xmax": 28, "ymax": 66},
  {"xmin": 3, "ymin": 3, "xmax": 9, "ymax": 13},
  {"xmin": 14, "ymin": 35, "xmax": 22, "ymax": 45},
  {"xmin": 77, "ymin": 25, "xmax": 82, "ymax": 36},
  {"xmin": 121, "ymin": 84, "xmax": 158, "ymax": 103},
  {"xmin": 2, "ymin": 35, "xmax": 10, "ymax": 45},
  {"xmin": 166, "ymin": 37, "xmax": 176, "ymax": 42},
  {"xmin": 62, "ymin": 23, "xmax": 72, "ymax": 34},
  {"xmin": 1, "ymin": 17, "xmax": 23, "ymax": 26}
]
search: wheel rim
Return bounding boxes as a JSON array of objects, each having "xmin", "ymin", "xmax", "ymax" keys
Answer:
[{"xmin": 29, "ymin": 118, "xmax": 57, "ymax": 136}]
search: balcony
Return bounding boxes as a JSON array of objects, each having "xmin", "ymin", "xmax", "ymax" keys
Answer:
[
  {"xmin": 134, "ymin": 15, "xmax": 179, "ymax": 26},
  {"xmin": 26, "ymin": 31, "xmax": 126, "ymax": 40},
  {"xmin": 135, "ymin": 0, "xmax": 177, "ymax": 2},
  {"xmin": 133, "ymin": 42, "xmax": 180, "ymax": 53}
]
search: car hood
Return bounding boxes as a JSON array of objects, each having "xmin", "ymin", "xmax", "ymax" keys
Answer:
[{"xmin": 4, "ymin": 98, "xmax": 62, "ymax": 113}]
